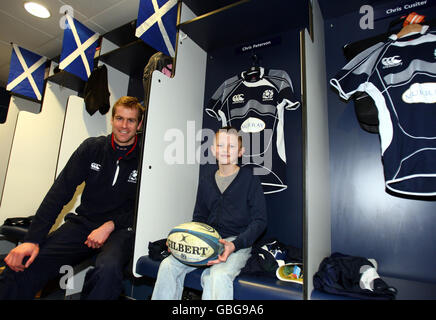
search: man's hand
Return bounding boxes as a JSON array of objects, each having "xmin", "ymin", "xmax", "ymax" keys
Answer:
[
  {"xmin": 85, "ymin": 221, "xmax": 115, "ymax": 249},
  {"xmin": 207, "ymin": 239, "xmax": 235, "ymax": 266},
  {"xmin": 4, "ymin": 242, "xmax": 39, "ymax": 272}
]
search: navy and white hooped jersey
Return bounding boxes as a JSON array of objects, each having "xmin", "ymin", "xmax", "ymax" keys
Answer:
[
  {"xmin": 205, "ymin": 68, "xmax": 300, "ymax": 194},
  {"xmin": 331, "ymin": 25, "xmax": 436, "ymax": 196}
]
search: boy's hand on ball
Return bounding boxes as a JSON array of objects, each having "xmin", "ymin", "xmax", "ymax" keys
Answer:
[{"xmin": 207, "ymin": 239, "xmax": 235, "ymax": 266}]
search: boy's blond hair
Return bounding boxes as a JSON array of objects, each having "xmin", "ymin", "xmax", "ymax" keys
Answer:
[{"xmin": 215, "ymin": 126, "xmax": 243, "ymax": 149}]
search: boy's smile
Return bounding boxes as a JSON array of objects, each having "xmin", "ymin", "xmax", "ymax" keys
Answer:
[{"xmin": 212, "ymin": 131, "xmax": 244, "ymax": 167}]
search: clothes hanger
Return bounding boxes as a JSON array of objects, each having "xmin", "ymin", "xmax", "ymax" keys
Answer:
[
  {"xmin": 396, "ymin": 23, "xmax": 423, "ymax": 38},
  {"xmin": 244, "ymin": 53, "xmax": 262, "ymax": 82},
  {"xmin": 342, "ymin": 12, "xmax": 431, "ymax": 61},
  {"xmin": 395, "ymin": 12, "xmax": 426, "ymax": 38},
  {"xmin": 342, "ymin": 15, "xmax": 405, "ymax": 57}
]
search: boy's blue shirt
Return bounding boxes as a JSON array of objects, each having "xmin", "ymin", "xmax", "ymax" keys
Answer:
[{"xmin": 192, "ymin": 166, "xmax": 267, "ymax": 251}]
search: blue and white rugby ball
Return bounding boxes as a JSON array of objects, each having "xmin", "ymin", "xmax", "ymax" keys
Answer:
[{"xmin": 167, "ymin": 222, "xmax": 224, "ymax": 266}]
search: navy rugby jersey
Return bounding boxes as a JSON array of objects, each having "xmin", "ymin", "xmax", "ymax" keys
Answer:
[
  {"xmin": 331, "ymin": 25, "xmax": 436, "ymax": 196},
  {"xmin": 205, "ymin": 68, "xmax": 300, "ymax": 194}
]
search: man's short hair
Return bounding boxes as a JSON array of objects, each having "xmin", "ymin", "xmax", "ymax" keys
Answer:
[{"xmin": 112, "ymin": 96, "xmax": 145, "ymax": 122}]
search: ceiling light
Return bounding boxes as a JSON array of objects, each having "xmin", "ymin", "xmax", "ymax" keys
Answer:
[{"xmin": 24, "ymin": 2, "xmax": 51, "ymax": 19}]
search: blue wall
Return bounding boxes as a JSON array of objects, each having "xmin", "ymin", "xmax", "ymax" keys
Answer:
[{"xmin": 325, "ymin": 6, "xmax": 436, "ymax": 283}]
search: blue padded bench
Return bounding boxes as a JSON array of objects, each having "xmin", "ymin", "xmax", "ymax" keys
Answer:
[
  {"xmin": 135, "ymin": 255, "xmax": 303, "ymax": 300},
  {"xmin": 311, "ymin": 275, "xmax": 436, "ymax": 300}
]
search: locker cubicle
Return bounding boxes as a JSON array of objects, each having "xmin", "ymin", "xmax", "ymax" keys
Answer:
[
  {"xmin": 322, "ymin": 1, "xmax": 436, "ymax": 299},
  {"xmin": 132, "ymin": 0, "xmax": 331, "ymax": 300}
]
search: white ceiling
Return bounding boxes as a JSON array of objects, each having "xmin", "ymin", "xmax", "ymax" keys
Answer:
[{"xmin": 0, "ymin": 0, "xmax": 141, "ymax": 87}]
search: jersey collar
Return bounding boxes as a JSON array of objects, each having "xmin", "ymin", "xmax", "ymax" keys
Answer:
[{"xmin": 240, "ymin": 66, "xmax": 265, "ymax": 82}]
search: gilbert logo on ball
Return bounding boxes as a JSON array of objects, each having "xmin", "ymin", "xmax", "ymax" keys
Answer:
[{"xmin": 167, "ymin": 222, "xmax": 224, "ymax": 266}]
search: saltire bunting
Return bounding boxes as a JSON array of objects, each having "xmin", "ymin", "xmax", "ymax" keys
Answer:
[
  {"xmin": 59, "ymin": 15, "xmax": 99, "ymax": 81},
  {"xmin": 6, "ymin": 44, "xmax": 47, "ymax": 101},
  {"xmin": 135, "ymin": 0, "xmax": 178, "ymax": 57}
]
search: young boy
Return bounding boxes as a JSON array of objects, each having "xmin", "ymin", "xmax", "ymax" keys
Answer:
[{"xmin": 152, "ymin": 126, "xmax": 267, "ymax": 300}]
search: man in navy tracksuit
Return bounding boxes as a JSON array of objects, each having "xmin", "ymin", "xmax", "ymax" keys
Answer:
[{"xmin": 0, "ymin": 96, "xmax": 144, "ymax": 300}]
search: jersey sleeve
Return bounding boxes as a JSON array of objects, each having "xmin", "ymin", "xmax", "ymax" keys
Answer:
[
  {"xmin": 205, "ymin": 75, "xmax": 240, "ymax": 125},
  {"xmin": 268, "ymin": 69, "xmax": 300, "ymax": 110},
  {"xmin": 204, "ymin": 81, "xmax": 225, "ymax": 121},
  {"xmin": 330, "ymin": 44, "xmax": 385, "ymax": 100}
]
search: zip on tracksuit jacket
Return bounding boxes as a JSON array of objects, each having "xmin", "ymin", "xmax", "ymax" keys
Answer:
[
  {"xmin": 192, "ymin": 166, "xmax": 267, "ymax": 252},
  {"xmin": 24, "ymin": 134, "xmax": 141, "ymax": 244}
]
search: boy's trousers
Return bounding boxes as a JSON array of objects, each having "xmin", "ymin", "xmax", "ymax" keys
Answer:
[{"xmin": 152, "ymin": 236, "xmax": 251, "ymax": 300}]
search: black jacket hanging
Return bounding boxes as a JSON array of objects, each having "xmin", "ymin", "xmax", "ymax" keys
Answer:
[
  {"xmin": 84, "ymin": 64, "xmax": 110, "ymax": 116},
  {"xmin": 142, "ymin": 52, "xmax": 173, "ymax": 108}
]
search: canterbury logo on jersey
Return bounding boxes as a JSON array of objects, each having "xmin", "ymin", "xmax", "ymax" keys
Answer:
[
  {"xmin": 232, "ymin": 94, "xmax": 244, "ymax": 104},
  {"xmin": 382, "ymin": 56, "xmax": 402, "ymax": 68},
  {"xmin": 90, "ymin": 162, "xmax": 101, "ymax": 171},
  {"xmin": 128, "ymin": 170, "xmax": 138, "ymax": 183}
]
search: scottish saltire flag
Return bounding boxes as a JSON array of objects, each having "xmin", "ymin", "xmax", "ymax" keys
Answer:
[
  {"xmin": 135, "ymin": 0, "xmax": 178, "ymax": 57},
  {"xmin": 6, "ymin": 44, "xmax": 47, "ymax": 101},
  {"xmin": 59, "ymin": 15, "xmax": 99, "ymax": 81}
]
